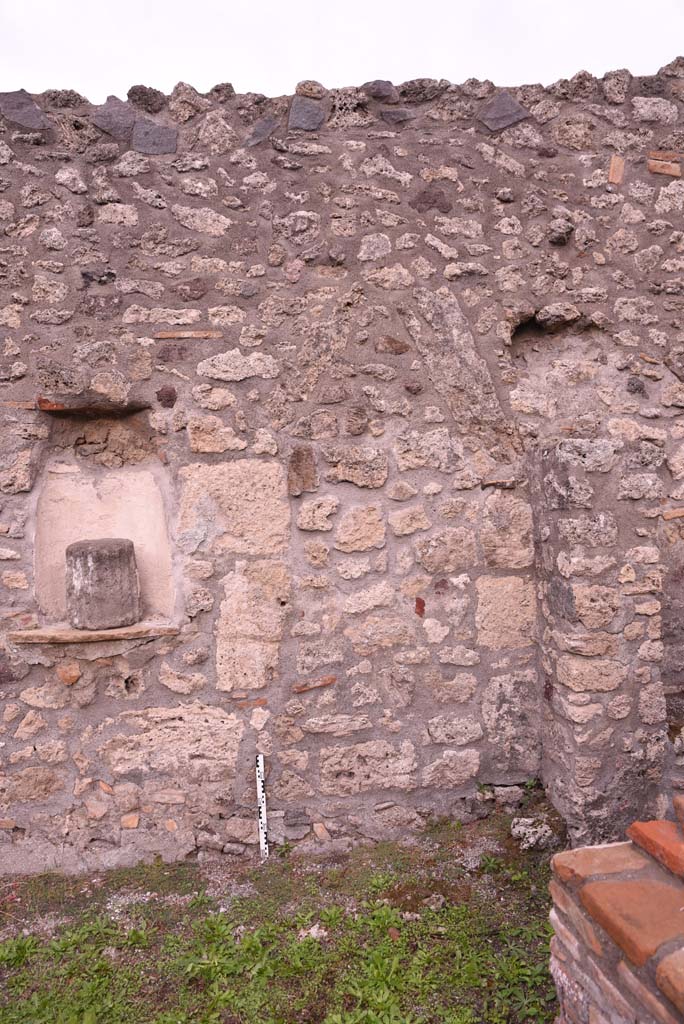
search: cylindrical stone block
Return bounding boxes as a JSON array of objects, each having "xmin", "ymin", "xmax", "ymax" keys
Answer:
[{"xmin": 65, "ymin": 538, "xmax": 141, "ymax": 630}]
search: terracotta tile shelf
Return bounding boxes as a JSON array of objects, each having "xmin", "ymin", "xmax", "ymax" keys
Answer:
[{"xmin": 8, "ymin": 622, "xmax": 179, "ymax": 644}]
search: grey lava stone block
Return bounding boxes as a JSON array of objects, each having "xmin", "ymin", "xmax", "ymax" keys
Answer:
[{"xmin": 66, "ymin": 538, "xmax": 141, "ymax": 630}]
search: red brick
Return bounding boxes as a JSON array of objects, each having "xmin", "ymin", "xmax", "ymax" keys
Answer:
[
  {"xmin": 152, "ymin": 330, "xmax": 223, "ymax": 339},
  {"xmin": 673, "ymin": 794, "xmax": 684, "ymax": 832},
  {"xmin": 617, "ymin": 960, "xmax": 681, "ymax": 1024},
  {"xmin": 550, "ymin": 879, "xmax": 603, "ymax": 956},
  {"xmin": 553, "ymin": 841, "xmax": 648, "ymax": 887},
  {"xmin": 648, "ymin": 159, "xmax": 682, "ymax": 177},
  {"xmin": 550, "ymin": 907, "xmax": 583, "ymax": 962},
  {"xmin": 580, "ymin": 878, "xmax": 684, "ymax": 967},
  {"xmin": 656, "ymin": 947, "xmax": 684, "ymax": 1016},
  {"xmin": 608, "ymin": 155, "xmax": 625, "ymax": 184},
  {"xmin": 627, "ymin": 820, "xmax": 684, "ymax": 879}
]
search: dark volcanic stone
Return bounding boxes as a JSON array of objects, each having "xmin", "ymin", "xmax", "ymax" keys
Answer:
[
  {"xmin": 92, "ymin": 96, "xmax": 136, "ymax": 140},
  {"xmin": 245, "ymin": 115, "xmax": 279, "ymax": 147},
  {"xmin": 288, "ymin": 95, "xmax": 326, "ymax": 132},
  {"xmin": 478, "ymin": 90, "xmax": 530, "ymax": 132},
  {"xmin": 156, "ymin": 386, "xmax": 177, "ymax": 408},
  {"xmin": 85, "ymin": 142, "xmax": 120, "ymax": 163},
  {"xmin": 409, "ymin": 184, "xmax": 452, "ymax": 214},
  {"xmin": 399, "ymin": 79, "xmax": 448, "ymax": 103},
  {"xmin": 127, "ymin": 85, "xmax": 167, "ymax": 113},
  {"xmin": 132, "ymin": 118, "xmax": 178, "ymax": 154},
  {"xmin": 66, "ymin": 538, "xmax": 141, "ymax": 630},
  {"xmin": 362, "ymin": 80, "xmax": 400, "ymax": 104},
  {"xmin": 208, "ymin": 82, "xmax": 236, "ymax": 103},
  {"xmin": 380, "ymin": 108, "xmax": 414, "ymax": 125},
  {"xmin": 287, "ymin": 445, "xmax": 318, "ymax": 495},
  {"xmin": 42, "ymin": 89, "xmax": 86, "ymax": 108},
  {"xmin": 638, "ymin": 76, "xmax": 666, "ymax": 96},
  {"xmin": 0, "ymin": 90, "xmax": 51, "ymax": 130}
]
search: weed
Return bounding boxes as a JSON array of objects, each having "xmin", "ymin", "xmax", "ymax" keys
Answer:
[{"xmin": 0, "ymin": 811, "xmax": 557, "ymax": 1024}]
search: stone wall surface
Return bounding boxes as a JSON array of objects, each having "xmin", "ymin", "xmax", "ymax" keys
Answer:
[{"xmin": 1, "ymin": 63, "xmax": 684, "ymax": 869}]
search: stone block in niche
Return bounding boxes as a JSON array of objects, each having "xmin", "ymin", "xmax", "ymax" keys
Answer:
[{"xmin": 66, "ymin": 538, "xmax": 141, "ymax": 630}]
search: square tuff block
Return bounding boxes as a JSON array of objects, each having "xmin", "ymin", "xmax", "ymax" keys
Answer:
[{"xmin": 66, "ymin": 538, "xmax": 141, "ymax": 630}]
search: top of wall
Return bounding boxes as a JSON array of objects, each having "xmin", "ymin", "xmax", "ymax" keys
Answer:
[{"xmin": 2, "ymin": 58, "xmax": 684, "ymax": 151}]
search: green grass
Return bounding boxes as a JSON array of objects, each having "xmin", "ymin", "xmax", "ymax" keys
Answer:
[{"xmin": 0, "ymin": 813, "xmax": 557, "ymax": 1024}]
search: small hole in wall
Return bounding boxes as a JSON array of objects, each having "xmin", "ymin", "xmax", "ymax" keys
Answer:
[
  {"xmin": 510, "ymin": 316, "xmax": 547, "ymax": 354},
  {"xmin": 105, "ymin": 671, "xmax": 145, "ymax": 700}
]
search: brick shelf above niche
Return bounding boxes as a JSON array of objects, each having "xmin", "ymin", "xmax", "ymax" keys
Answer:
[
  {"xmin": 8, "ymin": 623, "xmax": 179, "ymax": 644},
  {"xmin": 550, "ymin": 799, "xmax": 684, "ymax": 1023}
]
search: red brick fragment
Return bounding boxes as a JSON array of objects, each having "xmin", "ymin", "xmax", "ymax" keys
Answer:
[
  {"xmin": 627, "ymin": 820, "xmax": 684, "ymax": 879},
  {"xmin": 657, "ymin": 947, "xmax": 684, "ymax": 1016},
  {"xmin": 552, "ymin": 841, "xmax": 648, "ymax": 887},
  {"xmin": 549, "ymin": 879, "xmax": 603, "ymax": 956},
  {"xmin": 617, "ymin": 960, "xmax": 681, "ymax": 1024},
  {"xmin": 608, "ymin": 154, "xmax": 625, "ymax": 184},
  {"xmin": 292, "ymin": 675, "xmax": 336, "ymax": 694},
  {"xmin": 674, "ymin": 794, "xmax": 684, "ymax": 831},
  {"xmin": 580, "ymin": 878, "xmax": 684, "ymax": 967},
  {"xmin": 415, "ymin": 596, "xmax": 425, "ymax": 617},
  {"xmin": 648, "ymin": 159, "xmax": 681, "ymax": 177},
  {"xmin": 153, "ymin": 330, "xmax": 223, "ymax": 339}
]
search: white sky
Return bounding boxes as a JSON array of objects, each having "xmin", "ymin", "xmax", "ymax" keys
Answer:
[{"xmin": 1, "ymin": 0, "xmax": 683, "ymax": 103}]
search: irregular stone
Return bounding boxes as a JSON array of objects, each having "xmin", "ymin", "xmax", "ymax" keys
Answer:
[
  {"xmin": 344, "ymin": 581, "xmax": 394, "ymax": 614},
  {"xmin": 216, "ymin": 560, "xmax": 290, "ymax": 691},
  {"xmin": 480, "ymin": 492, "xmax": 534, "ymax": 568},
  {"xmin": 92, "ymin": 96, "xmax": 136, "ymax": 139},
  {"xmin": 3, "ymin": 767, "xmax": 65, "ymax": 802},
  {"xmin": 132, "ymin": 118, "xmax": 178, "ymax": 154},
  {"xmin": 102, "ymin": 704, "xmax": 244, "ymax": 783},
  {"xmin": 421, "ymin": 749, "xmax": 480, "ymax": 787},
  {"xmin": 171, "ymin": 204, "xmax": 231, "ymax": 236},
  {"xmin": 288, "ymin": 446, "xmax": 318, "ymax": 496},
  {"xmin": 302, "ymin": 714, "xmax": 371, "ymax": 736},
  {"xmin": 388, "ymin": 506, "xmax": 431, "ymax": 536},
  {"xmin": 179, "ymin": 461, "xmax": 290, "ymax": 556},
  {"xmin": 358, "ymin": 233, "xmax": 391, "ymax": 261},
  {"xmin": 197, "ymin": 349, "xmax": 279, "ymax": 381},
  {"xmin": 478, "ymin": 90, "xmax": 529, "ymax": 132},
  {"xmin": 475, "ymin": 577, "xmax": 536, "ymax": 648},
  {"xmin": 483, "ymin": 670, "xmax": 541, "ymax": 775},
  {"xmin": 297, "ymin": 495, "xmax": 339, "ymax": 531},
  {"xmin": 127, "ymin": 85, "xmax": 167, "ymax": 113},
  {"xmin": 556, "ymin": 655, "xmax": 627, "ymax": 692},
  {"xmin": 0, "ymin": 90, "xmax": 51, "ymax": 130},
  {"xmin": 158, "ymin": 661, "xmax": 205, "ymax": 694},
  {"xmin": 394, "ymin": 428, "xmax": 458, "ymax": 472},
  {"xmin": 426, "ymin": 715, "xmax": 483, "ymax": 745},
  {"xmin": 632, "ymin": 96, "xmax": 678, "ymax": 123},
  {"xmin": 344, "ymin": 615, "xmax": 415, "ymax": 655},
  {"xmin": 288, "ymin": 95, "xmax": 326, "ymax": 131},
  {"xmin": 322, "ymin": 445, "xmax": 389, "ymax": 488},
  {"xmin": 571, "ymin": 585, "xmax": 620, "ymax": 629},
  {"xmin": 187, "ymin": 415, "xmax": 247, "ymax": 453},
  {"xmin": 319, "ymin": 740, "xmax": 416, "ymax": 794},
  {"xmin": 415, "ymin": 528, "xmax": 477, "ymax": 573},
  {"xmin": 334, "ymin": 505, "xmax": 385, "ymax": 552},
  {"xmin": 535, "ymin": 303, "xmax": 581, "ymax": 332}
]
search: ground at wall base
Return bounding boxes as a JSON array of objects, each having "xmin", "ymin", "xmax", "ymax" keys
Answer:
[{"xmin": 0, "ymin": 807, "xmax": 559, "ymax": 1024}]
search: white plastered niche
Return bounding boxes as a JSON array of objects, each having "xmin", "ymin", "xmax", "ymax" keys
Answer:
[{"xmin": 33, "ymin": 458, "xmax": 176, "ymax": 623}]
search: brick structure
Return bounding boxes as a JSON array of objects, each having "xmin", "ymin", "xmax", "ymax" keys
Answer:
[{"xmin": 550, "ymin": 800, "xmax": 684, "ymax": 1022}]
